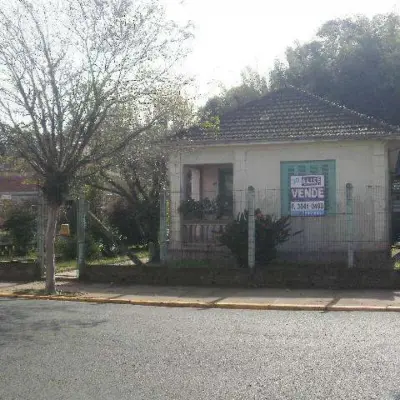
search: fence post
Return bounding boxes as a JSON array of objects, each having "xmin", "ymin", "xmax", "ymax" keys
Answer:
[
  {"xmin": 77, "ymin": 197, "xmax": 87, "ymax": 278},
  {"xmin": 37, "ymin": 191, "xmax": 45, "ymax": 278},
  {"xmin": 247, "ymin": 186, "xmax": 256, "ymax": 271},
  {"xmin": 346, "ymin": 183, "xmax": 354, "ymax": 268},
  {"xmin": 159, "ymin": 189, "xmax": 168, "ymax": 264}
]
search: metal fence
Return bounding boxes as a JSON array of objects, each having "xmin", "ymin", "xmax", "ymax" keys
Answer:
[{"xmin": 160, "ymin": 184, "xmax": 392, "ymax": 268}]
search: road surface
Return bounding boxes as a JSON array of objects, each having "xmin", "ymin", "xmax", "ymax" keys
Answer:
[{"xmin": 1, "ymin": 299, "xmax": 400, "ymax": 399}]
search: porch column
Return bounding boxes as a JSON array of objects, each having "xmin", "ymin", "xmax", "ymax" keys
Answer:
[{"xmin": 233, "ymin": 149, "xmax": 247, "ymax": 214}]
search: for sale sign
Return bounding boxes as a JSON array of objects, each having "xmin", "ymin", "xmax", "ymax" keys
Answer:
[{"xmin": 290, "ymin": 175, "xmax": 325, "ymax": 216}]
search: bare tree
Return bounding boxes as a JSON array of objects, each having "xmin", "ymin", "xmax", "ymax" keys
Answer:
[{"xmin": 0, "ymin": 0, "xmax": 192, "ymax": 293}]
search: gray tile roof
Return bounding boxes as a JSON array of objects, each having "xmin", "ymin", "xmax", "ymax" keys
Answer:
[{"xmin": 178, "ymin": 87, "xmax": 400, "ymax": 143}]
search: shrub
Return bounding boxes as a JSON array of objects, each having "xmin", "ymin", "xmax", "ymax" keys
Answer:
[
  {"xmin": 3, "ymin": 203, "xmax": 36, "ymax": 256},
  {"xmin": 108, "ymin": 198, "xmax": 155, "ymax": 246},
  {"xmin": 55, "ymin": 236, "xmax": 76, "ymax": 261},
  {"xmin": 219, "ymin": 209, "xmax": 300, "ymax": 268},
  {"xmin": 55, "ymin": 234, "xmax": 101, "ymax": 261}
]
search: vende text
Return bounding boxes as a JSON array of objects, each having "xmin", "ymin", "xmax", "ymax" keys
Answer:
[{"xmin": 291, "ymin": 187, "xmax": 325, "ymax": 199}]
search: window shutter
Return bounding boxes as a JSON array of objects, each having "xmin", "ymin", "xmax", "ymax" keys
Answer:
[
  {"xmin": 321, "ymin": 161, "xmax": 336, "ymax": 214},
  {"xmin": 281, "ymin": 160, "xmax": 336, "ymax": 216},
  {"xmin": 309, "ymin": 164, "xmax": 319, "ymax": 174},
  {"xmin": 298, "ymin": 164, "xmax": 306, "ymax": 175}
]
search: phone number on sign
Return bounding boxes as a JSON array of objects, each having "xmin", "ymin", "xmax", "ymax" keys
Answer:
[{"xmin": 291, "ymin": 201, "xmax": 325, "ymax": 211}]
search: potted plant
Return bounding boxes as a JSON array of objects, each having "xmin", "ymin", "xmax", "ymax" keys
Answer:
[
  {"xmin": 201, "ymin": 198, "xmax": 218, "ymax": 220},
  {"xmin": 178, "ymin": 198, "xmax": 203, "ymax": 220},
  {"xmin": 215, "ymin": 194, "xmax": 233, "ymax": 219},
  {"xmin": 178, "ymin": 197, "xmax": 219, "ymax": 220}
]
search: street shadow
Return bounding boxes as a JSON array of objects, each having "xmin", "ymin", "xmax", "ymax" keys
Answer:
[{"xmin": 0, "ymin": 299, "xmax": 107, "ymax": 346}]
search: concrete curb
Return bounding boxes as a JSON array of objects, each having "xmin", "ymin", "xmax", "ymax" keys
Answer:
[{"xmin": 1, "ymin": 292, "xmax": 400, "ymax": 312}]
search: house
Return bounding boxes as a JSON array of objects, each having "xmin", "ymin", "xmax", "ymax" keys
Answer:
[
  {"xmin": 167, "ymin": 87, "xmax": 400, "ymax": 267},
  {"xmin": 0, "ymin": 173, "xmax": 38, "ymax": 229},
  {"xmin": 0, "ymin": 175, "xmax": 38, "ymax": 202},
  {"xmin": 0, "ymin": 162, "xmax": 38, "ymax": 203}
]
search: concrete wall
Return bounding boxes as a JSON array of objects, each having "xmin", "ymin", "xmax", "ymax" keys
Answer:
[{"xmin": 168, "ymin": 140, "xmax": 390, "ymax": 257}]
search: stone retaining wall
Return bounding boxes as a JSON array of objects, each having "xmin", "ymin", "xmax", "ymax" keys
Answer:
[
  {"xmin": 0, "ymin": 261, "xmax": 40, "ymax": 282},
  {"xmin": 169, "ymin": 248, "xmax": 392, "ymax": 269},
  {"xmin": 81, "ymin": 264, "xmax": 400, "ymax": 289}
]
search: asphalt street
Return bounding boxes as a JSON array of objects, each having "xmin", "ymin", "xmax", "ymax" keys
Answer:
[{"xmin": 1, "ymin": 299, "xmax": 400, "ymax": 400}]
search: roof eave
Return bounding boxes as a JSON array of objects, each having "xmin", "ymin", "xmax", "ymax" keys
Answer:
[{"xmin": 164, "ymin": 133, "xmax": 400, "ymax": 149}]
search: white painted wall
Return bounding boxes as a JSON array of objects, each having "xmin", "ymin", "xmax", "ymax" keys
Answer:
[{"xmin": 168, "ymin": 140, "xmax": 390, "ymax": 253}]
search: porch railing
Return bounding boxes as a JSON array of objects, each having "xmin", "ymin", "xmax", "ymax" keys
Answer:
[{"xmin": 182, "ymin": 220, "xmax": 230, "ymax": 246}]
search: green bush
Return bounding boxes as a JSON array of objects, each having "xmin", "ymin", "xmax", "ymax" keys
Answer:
[
  {"xmin": 219, "ymin": 209, "xmax": 301, "ymax": 268},
  {"xmin": 55, "ymin": 236, "xmax": 76, "ymax": 261},
  {"xmin": 55, "ymin": 234, "xmax": 101, "ymax": 261},
  {"xmin": 108, "ymin": 198, "xmax": 159, "ymax": 246},
  {"xmin": 3, "ymin": 204, "xmax": 36, "ymax": 256}
]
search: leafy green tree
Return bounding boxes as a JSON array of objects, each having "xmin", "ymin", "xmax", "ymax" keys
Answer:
[
  {"xmin": 270, "ymin": 13, "xmax": 400, "ymax": 125},
  {"xmin": 200, "ymin": 67, "xmax": 269, "ymax": 120}
]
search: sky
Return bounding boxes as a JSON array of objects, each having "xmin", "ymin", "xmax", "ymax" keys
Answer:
[{"xmin": 164, "ymin": 0, "xmax": 400, "ymax": 103}]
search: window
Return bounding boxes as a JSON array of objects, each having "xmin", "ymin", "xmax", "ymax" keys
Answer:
[{"xmin": 280, "ymin": 160, "xmax": 336, "ymax": 216}]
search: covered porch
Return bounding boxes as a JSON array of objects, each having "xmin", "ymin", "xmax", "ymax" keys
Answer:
[{"xmin": 180, "ymin": 163, "xmax": 234, "ymax": 246}]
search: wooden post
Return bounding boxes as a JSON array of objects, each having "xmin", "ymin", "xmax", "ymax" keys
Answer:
[
  {"xmin": 159, "ymin": 189, "xmax": 168, "ymax": 264},
  {"xmin": 77, "ymin": 197, "xmax": 87, "ymax": 278},
  {"xmin": 247, "ymin": 186, "xmax": 255, "ymax": 271},
  {"xmin": 37, "ymin": 191, "xmax": 45, "ymax": 278},
  {"xmin": 346, "ymin": 183, "xmax": 354, "ymax": 268}
]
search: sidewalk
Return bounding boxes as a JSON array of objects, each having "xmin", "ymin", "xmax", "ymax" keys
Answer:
[{"xmin": 1, "ymin": 277, "xmax": 400, "ymax": 311}]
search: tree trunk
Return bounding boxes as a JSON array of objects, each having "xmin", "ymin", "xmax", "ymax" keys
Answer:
[{"xmin": 45, "ymin": 203, "xmax": 60, "ymax": 294}]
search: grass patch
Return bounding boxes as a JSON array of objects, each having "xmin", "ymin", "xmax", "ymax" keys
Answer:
[
  {"xmin": 56, "ymin": 254, "xmax": 141, "ymax": 270},
  {"xmin": 392, "ymin": 247, "xmax": 400, "ymax": 270},
  {"xmin": 13, "ymin": 288, "xmax": 82, "ymax": 296},
  {"xmin": 134, "ymin": 249, "xmax": 150, "ymax": 261},
  {"xmin": 87, "ymin": 255, "xmax": 132, "ymax": 265},
  {"xmin": 56, "ymin": 260, "xmax": 77, "ymax": 273},
  {"xmin": 0, "ymin": 256, "xmax": 37, "ymax": 263}
]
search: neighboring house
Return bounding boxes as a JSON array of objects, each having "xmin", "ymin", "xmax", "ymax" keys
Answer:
[
  {"xmin": 167, "ymin": 87, "xmax": 400, "ymax": 266},
  {"xmin": 0, "ymin": 175, "xmax": 38, "ymax": 202}
]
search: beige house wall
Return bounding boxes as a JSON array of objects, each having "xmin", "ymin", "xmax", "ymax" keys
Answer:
[{"xmin": 168, "ymin": 140, "xmax": 391, "ymax": 255}]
